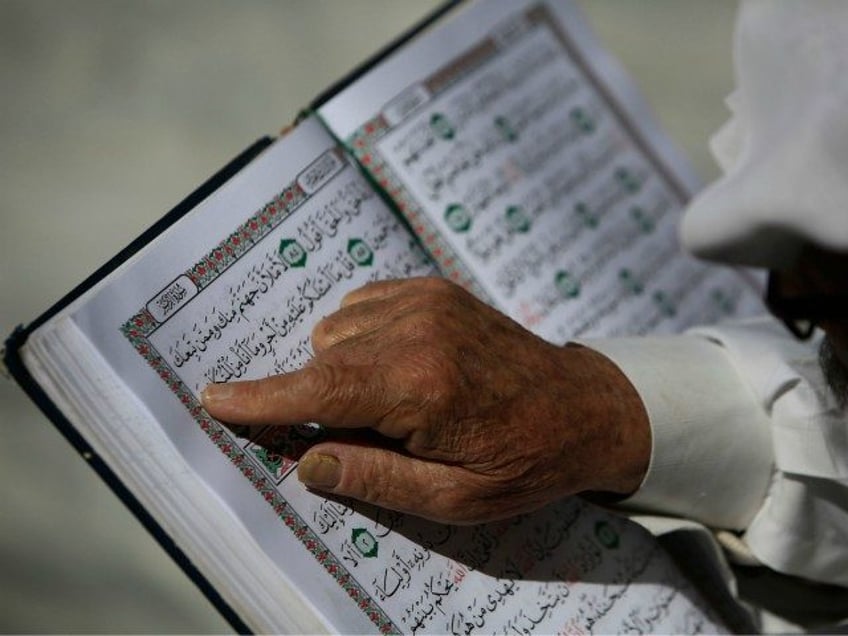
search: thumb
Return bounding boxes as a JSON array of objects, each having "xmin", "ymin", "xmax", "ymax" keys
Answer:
[{"xmin": 297, "ymin": 442, "xmax": 473, "ymax": 524}]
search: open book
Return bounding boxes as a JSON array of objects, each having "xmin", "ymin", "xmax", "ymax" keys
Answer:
[{"xmin": 5, "ymin": 0, "xmax": 763, "ymax": 633}]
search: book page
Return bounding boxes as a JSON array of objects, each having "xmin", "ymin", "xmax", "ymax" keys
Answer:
[
  {"xmin": 62, "ymin": 117, "xmax": 728, "ymax": 631},
  {"xmin": 318, "ymin": 0, "xmax": 763, "ymax": 344}
]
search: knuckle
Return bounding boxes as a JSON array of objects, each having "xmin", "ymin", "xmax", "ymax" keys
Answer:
[
  {"xmin": 342, "ymin": 279, "xmax": 392, "ymax": 306},
  {"xmin": 310, "ymin": 316, "xmax": 334, "ymax": 351},
  {"xmin": 418, "ymin": 276, "xmax": 456, "ymax": 296},
  {"xmin": 351, "ymin": 458, "xmax": 396, "ymax": 508},
  {"xmin": 301, "ymin": 363, "xmax": 388, "ymax": 426},
  {"xmin": 311, "ymin": 312, "xmax": 360, "ymax": 352},
  {"xmin": 245, "ymin": 377, "xmax": 281, "ymax": 409},
  {"xmin": 341, "ymin": 282, "xmax": 373, "ymax": 305},
  {"xmin": 407, "ymin": 277, "xmax": 461, "ymax": 308},
  {"xmin": 392, "ymin": 351, "xmax": 457, "ymax": 416},
  {"xmin": 299, "ymin": 363, "xmax": 343, "ymax": 402}
]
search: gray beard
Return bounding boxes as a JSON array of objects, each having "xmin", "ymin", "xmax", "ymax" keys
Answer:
[{"xmin": 819, "ymin": 337, "xmax": 848, "ymax": 409}]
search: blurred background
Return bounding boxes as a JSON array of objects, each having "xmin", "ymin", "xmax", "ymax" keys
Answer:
[{"xmin": 0, "ymin": 1, "xmax": 736, "ymax": 632}]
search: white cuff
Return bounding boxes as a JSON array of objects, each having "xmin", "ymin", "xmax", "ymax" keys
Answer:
[{"xmin": 580, "ymin": 335, "xmax": 774, "ymax": 530}]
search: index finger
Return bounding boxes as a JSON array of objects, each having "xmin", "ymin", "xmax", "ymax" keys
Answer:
[{"xmin": 200, "ymin": 362, "xmax": 396, "ymax": 431}]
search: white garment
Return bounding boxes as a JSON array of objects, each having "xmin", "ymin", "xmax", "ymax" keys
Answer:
[
  {"xmin": 681, "ymin": 0, "xmax": 848, "ymax": 269},
  {"xmin": 584, "ymin": 1, "xmax": 848, "ymax": 629},
  {"xmin": 588, "ymin": 321, "xmax": 848, "ymax": 589}
]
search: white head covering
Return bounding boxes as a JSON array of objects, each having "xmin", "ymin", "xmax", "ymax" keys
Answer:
[{"xmin": 681, "ymin": 0, "xmax": 848, "ymax": 269}]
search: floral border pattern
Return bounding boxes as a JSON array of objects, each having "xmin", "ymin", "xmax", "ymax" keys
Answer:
[
  {"xmin": 120, "ymin": 165, "xmax": 397, "ymax": 633},
  {"xmin": 346, "ymin": 117, "xmax": 488, "ymax": 303}
]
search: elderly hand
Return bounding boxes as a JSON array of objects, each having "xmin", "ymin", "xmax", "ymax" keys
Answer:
[{"xmin": 201, "ymin": 278, "xmax": 650, "ymax": 524}]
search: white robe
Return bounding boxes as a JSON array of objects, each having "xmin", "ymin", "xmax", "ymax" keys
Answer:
[{"xmin": 584, "ymin": 1, "xmax": 848, "ymax": 630}]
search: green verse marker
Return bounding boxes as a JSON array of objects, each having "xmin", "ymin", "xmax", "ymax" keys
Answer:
[
  {"xmin": 445, "ymin": 203, "xmax": 472, "ymax": 233},
  {"xmin": 279, "ymin": 238, "xmax": 307, "ymax": 268},
  {"xmin": 347, "ymin": 238, "xmax": 374, "ymax": 266},
  {"xmin": 352, "ymin": 528, "xmax": 379, "ymax": 558}
]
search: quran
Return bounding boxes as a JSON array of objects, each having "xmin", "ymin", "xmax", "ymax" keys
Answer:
[{"xmin": 4, "ymin": 1, "xmax": 762, "ymax": 633}]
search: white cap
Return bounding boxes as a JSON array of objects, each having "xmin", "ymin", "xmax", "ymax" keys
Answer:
[{"xmin": 682, "ymin": 1, "xmax": 848, "ymax": 269}]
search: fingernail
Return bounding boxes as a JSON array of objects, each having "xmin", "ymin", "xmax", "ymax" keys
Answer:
[
  {"xmin": 201, "ymin": 383, "xmax": 235, "ymax": 405},
  {"xmin": 298, "ymin": 454, "xmax": 341, "ymax": 489}
]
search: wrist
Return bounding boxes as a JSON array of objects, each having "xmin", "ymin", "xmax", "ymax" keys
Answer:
[{"xmin": 557, "ymin": 344, "xmax": 651, "ymax": 495}]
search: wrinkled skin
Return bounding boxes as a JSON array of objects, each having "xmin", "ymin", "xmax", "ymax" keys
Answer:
[{"xmin": 202, "ymin": 277, "xmax": 650, "ymax": 524}]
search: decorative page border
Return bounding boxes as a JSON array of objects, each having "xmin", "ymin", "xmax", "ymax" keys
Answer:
[
  {"xmin": 348, "ymin": 113, "xmax": 485, "ymax": 301},
  {"xmin": 120, "ymin": 151, "xmax": 397, "ymax": 634},
  {"xmin": 343, "ymin": 3, "xmax": 689, "ymax": 307}
]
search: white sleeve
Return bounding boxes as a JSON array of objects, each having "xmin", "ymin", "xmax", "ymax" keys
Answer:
[
  {"xmin": 582, "ymin": 315, "xmax": 848, "ymax": 587},
  {"xmin": 581, "ymin": 327, "xmax": 774, "ymax": 531}
]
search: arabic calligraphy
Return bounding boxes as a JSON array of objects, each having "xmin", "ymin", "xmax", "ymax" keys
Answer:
[
  {"xmin": 147, "ymin": 160, "xmax": 435, "ymax": 402},
  {"xmin": 365, "ymin": 12, "xmax": 758, "ymax": 349},
  {"xmin": 305, "ymin": 494, "xmax": 725, "ymax": 634}
]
